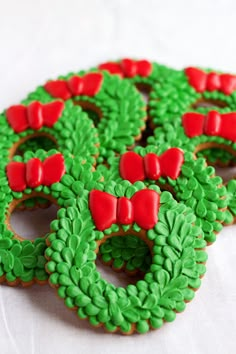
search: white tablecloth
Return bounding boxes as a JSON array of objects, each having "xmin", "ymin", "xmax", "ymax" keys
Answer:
[{"xmin": 0, "ymin": 1, "xmax": 236, "ymax": 353}]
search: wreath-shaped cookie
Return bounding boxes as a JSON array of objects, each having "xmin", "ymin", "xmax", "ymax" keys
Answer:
[
  {"xmin": 26, "ymin": 70, "xmax": 146, "ymax": 161},
  {"xmin": 149, "ymin": 67, "xmax": 236, "ymax": 164},
  {"xmin": 0, "ymin": 150, "xmax": 102, "ymax": 286},
  {"xmin": 148, "ymin": 114, "xmax": 235, "ymax": 225},
  {"xmin": 45, "ymin": 180, "xmax": 207, "ymax": 334}
]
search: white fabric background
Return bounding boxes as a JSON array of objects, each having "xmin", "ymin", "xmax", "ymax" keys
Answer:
[{"xmin": 0, "ymin": 1, "xmax": 236, "ymax": 353}]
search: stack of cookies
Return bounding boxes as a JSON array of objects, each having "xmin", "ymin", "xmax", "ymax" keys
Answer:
[{"xmin": 0, "ymin": 58, "xmax": 235, "ymax": 334}]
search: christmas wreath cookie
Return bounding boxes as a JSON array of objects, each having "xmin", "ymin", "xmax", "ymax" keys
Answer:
[
  {"xmin": 0, "ymin": 150, "xmax": 103, "ymax": 286},
  {"xmin": 97, "ymin": 144, "xmax": 227, "ymax": 245},
  {"xmin": 149, "ymin": 67, "xmax": 236, "ymax": 165},
  {"xmin": 26, "ymin": 70, "xmax": 146, "ymax": 161},
  {"xmin": 45, "ymin": 180, "xmax": 207, "ymax": 334},
  {"xmin": 0, "ymin": 99, "xmax": 99, "ymax": 163}
]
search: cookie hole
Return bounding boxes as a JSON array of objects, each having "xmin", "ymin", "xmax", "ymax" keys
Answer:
[
  {"xmin": 135, "ymin": 83, "xmax": 152, "ymax": 104},
  {"xmin": 195, "ymin": 144, "xmax": 236, "ymax": 182},
  {"xmin": 96, "ymin": 234, "xmax": 152, "ymax": 287},
  {"xmin": 74, "ymin": 100, "xmax": 102, "ymax": 126},
  {"xmin": 192, "ymin": 98, "xmax": 228, "ymax": 109},
  {"xmin": 130, "ymin": 119, "xmax": 154, "ymax": 149},
  {"xmin": 215, "ymin": 166, "xmax": 236, "ymax": 183},
  {"xmin": 10, "ymin": 134, "xmax": 57, "ymax": 159},
  {"xmin": 8, "ymin": 197, "xmax": 59, "ymax": 241}
]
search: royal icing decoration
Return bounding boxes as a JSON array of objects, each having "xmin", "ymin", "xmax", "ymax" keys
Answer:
[
  {"xmin": 7, "ymin": 153, "xmax": 65, "ymax": 191},
  {"xmin": 119, "ymin": 149, "xmax": 184, "ymax": 183},
  {"xmin": 44, "ymin": 73, "xmax": 103, "ymax": 100},
  {"xmin": 6, "ymin": 101, "xmax": 64, "ymax": 133},
  {"xmin": 89, "ymin": 189, "xmax": 160, "ymax": 231},
  {"xmin": 185, "ymin": 67, "xmax": 236, "ymax": 95},
  {"xmin": 182, "ymin": 111, "xmax": 236, "ymax": 142},
  {"xmin": 99, "ymin": 58, "xmax": 152, "ymax": 78}
]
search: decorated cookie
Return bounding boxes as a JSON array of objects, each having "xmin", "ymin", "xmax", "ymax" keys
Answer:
[
  {"xmin": 45, "ymin": 180, "xmax": 207, "ymax": 334},
  {"xmin": 149, "ymin": 67, "xmax": 236, "ymax": 165},
  {"xmin": 1, "ymin": 99, "xmax": 99, "ymax": 163},
  {"xmin": 0, "ymin": 150, "xmax": 103, "ymax": 286},
  {"xmin": 148, "ymin": 116, "xmax": 235, "ymax": 224},
  {"xmin": 26, "ymin": 70, "xmax": 146, "ymax": 162}
]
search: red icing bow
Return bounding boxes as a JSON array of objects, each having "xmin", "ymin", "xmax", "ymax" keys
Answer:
[
  {"xmin": 6, "ymin": 101, "xmax": 64, "ymax": 133},
  {"xmin": 89, "ymin": 189, "xmax": 160, "ymax": 231},
  {"xmin": 44, "ymin": 73, "xmax": 103, "ymax": 100},
  {"xmin": 98, "ymin": 58, "xmax": 152, "ymax": 78},
  {"xmin": 119, "ymin": 149, "xmax": 184, "ymax": 183},
  {"xmin": 185, "ymin": 67, "xmax": 236, "ymax": 95},
  {"xmin": 6, "ymin": 154, "xmax": 65, "ymax": 192},
  {"xmin": 182, "ymin": 111, "xmax": 236, "ymax": 142}
]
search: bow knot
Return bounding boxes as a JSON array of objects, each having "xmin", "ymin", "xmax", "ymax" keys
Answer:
[
  {"xmin": 7, "ymin": 154, "xmax": 65, "ymax": 192},
  {"xmin": 44, "ymin": 73, "xmax": 103, "ymax": 100},
  {"xmin": 119, "ymin": 149, "xmax": 184, "ymax": 183},
  {"xmin": 6, "ymin": 101, "xmax": 64, "ymax": 133},
  {"xmin": 185, "ymin": 67, "xmax": 236, "ymax": 95},
  {"xmin": 98, "ymin": 58, "xmax": 152, "ymax": 78},
  {"xmin": 182, "ymin": 111, "xmax": 236, "ymax": 142},
  {"xmin": 89, "ymin": 189, "xmax": 159, "ymax": 231}
]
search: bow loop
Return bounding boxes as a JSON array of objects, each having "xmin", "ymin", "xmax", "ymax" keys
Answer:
[
  {"xmin": 89, "ymin": 189, "xmax": 159, "ymax": 231},
  {"xmin": 45, "ymin": 73, "xmax": 103, "ymax": 99},
  {"xmin": 6, "ymin": 101, "xmax": 64, "ymax": 133},
  {"xmin": 185, "ymin": 67, "xmax": 236, "ymax": 95},
  {"xmin": 182, "ymin": 111, "xmax": 236, "ymax": 142},
  {"xmin": 6, "ymin": 153, "xmax": 65, "ymax": 192},
  {"xmin": 119, "ymin": 149, "xmax": 184, "ymax": 183}
]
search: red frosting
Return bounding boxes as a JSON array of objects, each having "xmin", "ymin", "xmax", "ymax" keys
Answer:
[
  {"xmin": 89, "ymin": 189, "xmax": 160, "ymax": 231},
  {"xmin": 119, "ymin": 149, "xmax": 184, "ymax": 183},
  {"xmin": 98, "ymin": 58, "xmax": 152, "ymax": 78},
  {"xmin": 182, "ymin": 111, "xmax": 236, "ymax": 142},
  {"xmin": 7, "ymin": 154, "xmax": 65, "ymax": 192},
  {"xmin": 44, "ymin": 73, "xmax": 103, "ymax": 100},
  {"xmin": 185, "ymin": 67, "xmax": 236, "ymax": 95},
  {"xmin": 6, "ymin": 101, "xmax": 64, "ymax": 133}
]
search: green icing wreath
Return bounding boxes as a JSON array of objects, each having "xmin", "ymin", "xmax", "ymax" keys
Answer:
[
  {"xmin": 0, "ymin": 150, "xmax": 103, "ymax": 285},
  {"xmin": 45, "ymin": 180, "xmax": 207, "ymax": 334},
  {"xmin": 26, "ymin": 70, "xmax": 146, "ymax": 162},
  {"xmin": 148, "ymin": 124, "xmax": 235, "ymax": 225}
]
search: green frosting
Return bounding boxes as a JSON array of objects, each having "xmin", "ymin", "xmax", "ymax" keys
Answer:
[
  {"xmin": 99, "ymin": 235, "xmax": 151, "ymax": 274},
  {"xmin": 197, "ymin": 148, "xmax": 236, "ymax": 166},
  {"xmin": 97, "ymin": 145, "xmax": 227, "ymax": 245},
  {"xmin": 17, "ymin": 136, "xmax": 57, "ymax": 155},
  {"xmin": 0, "ymin": 150, "xmax": 103, "ymax": 285},
  {"xmin": 26, "ymin": 70, "xmax": 146, "ymax": 162},
  {"xmin": 224, "ymin": 180, "xmax": 236, "ymax": 225},
  {"xmin": 45, "ymin": 180, "xmax": 207, "ymax": 334},
  {"xmin": 149, "ymin": 68, "xmax": 236, "ymax": 164}
]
